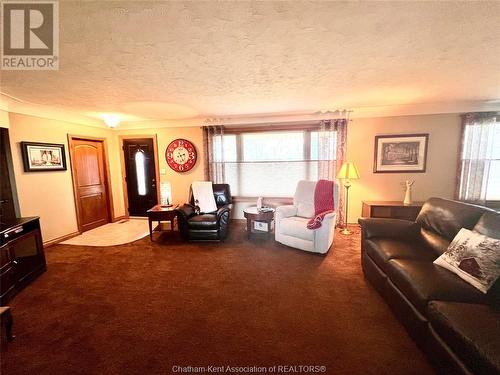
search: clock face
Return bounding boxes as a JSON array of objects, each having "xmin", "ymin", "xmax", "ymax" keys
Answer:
[{"xmin": 166, "ymin": 139, "xmax": 197, "ymax": 172}]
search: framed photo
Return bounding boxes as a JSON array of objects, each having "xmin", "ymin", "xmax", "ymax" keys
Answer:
[
  {"xmin": 21, "ymin": 141, "xmax": 67, "ymax": 172},
  {"xmin": 373, "ymin": 134, "xmax": 429, "ymax": 173}
]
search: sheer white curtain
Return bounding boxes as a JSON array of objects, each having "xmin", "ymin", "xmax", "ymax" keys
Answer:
[
  {"xmin": 319, "ymin": 119, "xmax": 347, "ymax": 226},
  {"xmin": 457, "ymin": 113, "xmax": 499, "ymax": 203},
  {"xmin": 203, "ymin": 125, "xmax": 225, "ymax": 183},
  {"xmin": 318, "ymin": 119, "xmax": 346, "ymax": 179}
]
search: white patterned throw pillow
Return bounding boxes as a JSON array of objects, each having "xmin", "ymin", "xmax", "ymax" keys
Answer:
[{"xmin": 434, "ymin": 228, "xmax": 500, "ymax": 293}]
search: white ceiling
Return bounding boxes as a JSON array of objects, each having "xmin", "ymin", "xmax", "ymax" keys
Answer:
[{"xmin": 1, "ymin": 1, "xmax": 500, "ymax": 127}]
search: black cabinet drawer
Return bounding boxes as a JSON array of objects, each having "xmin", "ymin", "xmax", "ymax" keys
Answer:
[
  {"xmin": 0, "ymin": 216, "xmax": 46, "ymax": 304},
  {"xmin": 0, "ymin": 267, "xmax": 15, "ymax": 301},
  {"xmin": 0, "ymin": 244, "xmax": 11, "ymax": 270},
  {"xmin": 1, "ymin": 218, "xmax": 40, "ymax": 245}
]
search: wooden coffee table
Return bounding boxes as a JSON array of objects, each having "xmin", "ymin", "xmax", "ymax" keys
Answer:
[
  {"xmin": 243, "ymin": 206, "xmax": 275, "ymax": 239},
  {"xmin": 146, "ymin": 205, "xmax": 178, "ymax": 241}
]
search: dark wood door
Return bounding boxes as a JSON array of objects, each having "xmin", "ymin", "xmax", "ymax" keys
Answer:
[
  {"xmin": 70, "ymin": 138, "xmax": 111, "ymax": 232},
  {"xmin": 123, "ymin": 138, "xmax": 158, "ymax": 216}
]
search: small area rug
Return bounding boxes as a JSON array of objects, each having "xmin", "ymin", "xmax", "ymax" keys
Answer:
[{"xmin": 61, "ymin": 218, "xmax": 150, "ymax": 246}]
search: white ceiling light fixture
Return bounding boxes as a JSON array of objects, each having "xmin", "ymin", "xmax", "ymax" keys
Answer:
[{"xmin": 102, "ymin": 114, "xmax": 121, "ymax": 128}]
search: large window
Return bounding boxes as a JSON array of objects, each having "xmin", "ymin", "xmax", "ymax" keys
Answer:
[
  {"xmin": 458, "ymin": 113, "xmax": 500, "ymax": 202},
  {"xmin": 214, "ymin": 129, "xmax": 336, "ymax": 197}
]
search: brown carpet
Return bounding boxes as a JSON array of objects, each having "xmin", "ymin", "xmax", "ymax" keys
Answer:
[{"xmin": 1, "ymin": 223, "xmax": 434, "ymax": 375}]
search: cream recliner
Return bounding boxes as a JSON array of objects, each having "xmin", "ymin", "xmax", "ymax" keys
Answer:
[{"xmin": 275, "ymin": 180, "xmax": 339, "ymax": 254}]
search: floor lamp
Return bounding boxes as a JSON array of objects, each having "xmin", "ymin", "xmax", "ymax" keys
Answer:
[{"xmin": 337, "ymin": 161, "xmax": 360, "ymax": 235}]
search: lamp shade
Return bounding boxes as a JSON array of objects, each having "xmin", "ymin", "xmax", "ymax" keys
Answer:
[
  {"xmin": 337, "ymin": 161, "xmax": 360, "ymax": 180},
  {"xmin": 160, "ymin": 181, "xmax": 172, "ymax": 206}
]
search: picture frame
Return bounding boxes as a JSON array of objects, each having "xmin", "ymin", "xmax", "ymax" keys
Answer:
[
  {"xmin": 21, "ymin": 141, "xmax": 67, "ymax": 172},
  {"xmin": 373, "ymin": 133, "xmax": 429, "ymax": 173}
]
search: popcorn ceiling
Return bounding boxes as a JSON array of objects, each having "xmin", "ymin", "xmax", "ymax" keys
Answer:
[{"xmin": 1, "ymin": 1, "xmax": 499, "ymax": 121}]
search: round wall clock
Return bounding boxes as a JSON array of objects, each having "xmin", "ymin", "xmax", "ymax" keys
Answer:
[{"xmin": 165, "ymin": 138, "xmax": 197, "ymax": 172}]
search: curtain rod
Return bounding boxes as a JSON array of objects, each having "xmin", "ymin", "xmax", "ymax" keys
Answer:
[{"xmin": 202, "ymin": 110, "xmax": 353, "ymax": 128}]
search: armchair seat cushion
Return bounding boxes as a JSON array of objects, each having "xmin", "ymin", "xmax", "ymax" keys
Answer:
[
  {"xmin": 365, "ymin": 238, "xmax": 436, "ymax": 272},
  {"xmin": 188, "ymin": 214, "xmax": 218, "ymax": 230},
  {"xmin": 386, "ymin": 259, "xmax": 488, "ymax": 314},
  {"xmin": 280, "ymin": 216, "xmax": 314, "ymax": 241}
]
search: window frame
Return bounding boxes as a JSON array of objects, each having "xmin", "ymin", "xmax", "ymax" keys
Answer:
[
  {"xmin": 457, "ymin": 116, "xmax": 500, "ymax": 208},
  {"xmin": 221, "ymin": 124, "xmax": 333, "ymax": 199}
]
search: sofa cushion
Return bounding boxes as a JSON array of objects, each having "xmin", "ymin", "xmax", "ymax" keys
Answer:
[
  {"xmin": 419, "ymin": 228, "xmax": 451, "ymax": 256},
  {"xmin": 416, "ymin": 198, "xmax": 487, "ymax": 242},
  {"xmin": 280, "ymin": 216, "xmax": 314, "ymax": 241},
  {"xmin": 427, "ymin": 301, "xmax": 500, "ymax": 375},
  {"xmin": 473, "ymin": 211, "xmax": 500, "ymax": 240},
  {"xmin": 386, "ymin": 259, "xmax": 488, "ymax": 314},
  {"xmin": 365, "ymin": 238, "xmax": 436, "ymax": 272},
  {"xmin": 188, "ymin": 214, "xmax": 218, "ymax": 229}
]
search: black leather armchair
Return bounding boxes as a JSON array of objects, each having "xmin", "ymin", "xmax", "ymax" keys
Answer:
[{"xmin": 176, "ymin": 184, "xmax": 232, "ymax": 241}]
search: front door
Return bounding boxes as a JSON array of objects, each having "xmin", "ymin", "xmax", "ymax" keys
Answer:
[
  {"xmin": 123, "ymin": 138, "xmax": 158, "ymax": 216},
  {"xmin": 69, "ymin": 138, "xmax": 111, "ymax": 232}
]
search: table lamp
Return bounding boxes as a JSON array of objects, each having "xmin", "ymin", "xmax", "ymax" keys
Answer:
[
  {"xmin": 160, "ymin": 181, "xmax": 172, "ymax": 207},
  {"xmin": 337, "ymin": 161, "xmax": 360, "ymax": 235}
]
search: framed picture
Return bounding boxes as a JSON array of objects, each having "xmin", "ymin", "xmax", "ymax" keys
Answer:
[
  {"xmin": 21, "ymin": 141, "xmax": 67, "ymax": 172},
  {"xmin": 373, "ymin": 134, "xmax": 429, "ymax": 173}
]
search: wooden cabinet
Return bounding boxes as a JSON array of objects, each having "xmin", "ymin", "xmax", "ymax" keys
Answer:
[
  {"xmin": 1, "ymin": 128, "xmax": 17, "ymax": 224},
  {"xmin": 362, "ymin": 201, "xmax": 424, "ymax": 221},
  {"xmin": 0, "ymin": 217, "xmax": 46, "ymax": 304}
]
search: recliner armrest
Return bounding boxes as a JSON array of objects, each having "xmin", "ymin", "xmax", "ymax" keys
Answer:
[
  {"xmin": 176, "ymin": 204, "xmax": 196, "ymax": 220},
  {"xmin": 216, "ymin": 204, "xmax": 231, "ymax": 220},
  {"xmin": 358, "ymin": 218, "xmax": 421, "ymax": 240},
  {"xmin": 275, "ymin": 205, "xmax": 297, "ymax": 219},
  {"xmin": 323, "ymin": 211, "xmax": 337, "ymax": 220},
  {"xmin": 321, "ymin": 211, "xmax": 337, "ymax": 226}
]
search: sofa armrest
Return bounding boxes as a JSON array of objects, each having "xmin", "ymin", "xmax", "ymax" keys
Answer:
[
  {"xmin": 275, "ymin": 205, "xmax": 297, "ymax": 219},
  {"xmin": 176, "ymin": 204, "xmax": 196, "ymax": 221},
  {"xmin": 358, "ymin": 217, "xmax": 421, "ymax": 240}
]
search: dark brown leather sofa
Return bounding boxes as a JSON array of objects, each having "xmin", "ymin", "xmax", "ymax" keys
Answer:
[
  {"xmin": 358, "ymin": 198, "xmax": 500, "ymax": 374},
  {"xmin": 176, "ymin": 184, "xmax": 232, "ymax": 241}
]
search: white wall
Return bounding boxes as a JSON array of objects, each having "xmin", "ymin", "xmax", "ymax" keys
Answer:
[
  {"xmin": 0, "ymin": 110, "xmax": 10, "ymax": 128},
  {"xmin": 6, "ymin": 111, "xmax": 464, "ymax": 241},
  {"xmin": 7, "ymin": 113, "xmax": 124, "ymax": 242},
  {"xmin": 346, "ymin": 113, "xmax": 461, "ymax": 222}
]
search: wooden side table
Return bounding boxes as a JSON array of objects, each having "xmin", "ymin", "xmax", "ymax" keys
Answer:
[
  {"xmin": 361, "ymin": 201, "xmax": 424, "ymax": 221},
  {"xmin": 243, "ymin": 206, "xmax": 275, "ymax": 239},
  {"xmin": 146, "ymin": 205, "xmax": 178, "ymax": 241}
]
